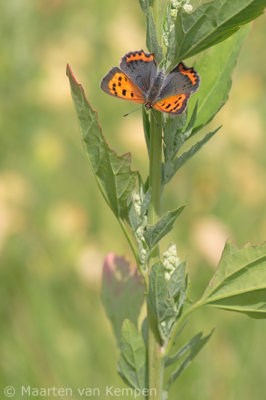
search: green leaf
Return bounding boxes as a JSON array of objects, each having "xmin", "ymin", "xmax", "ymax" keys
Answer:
[
  {"xmin": 165, "ymin": 330, "xmax": 214, "ymax": 389},
  {"xmin": 147, "ymin": 263, "xmax": 176, "ymax": 322},
  {"xmin": 188, "ymin": 25, "xmax": 251, "ymax": 133},
  {"xmin": 144, "ymin": 206, "xmax": 185, "ymax": 249},
  {"xmin": 169, "ymin": 261, "xmax": 187, "ymax": 300},
  {"xmin": 142, "ymin": 107, "xmax": 151, "ymax": 158},
  {"xmin": 118, "ymin": 319, "xmax": 147, "ymax": 390},
  {"xmin": 182, "ymin": 101, "xmax": 198, "ymax": 141},
  {"xmin": 201, "ymin": 240, "xmax": 266, "ymax": 318},
  {"xmin": 163, "ymin": 127, "xmax": 221, "ymax": 185},
  {"xmin": 166, "ymin": 0, "xmax": 265, "ymax": 70},
  {"xmin": 162, "ymin": 104, "xmax": 198, "ymax": 184},
  {"xmin": 139, "ymin": 0, "xmax": 150, "ymax": 15},
  {"xmin": 102, "ymin": 254, "xmax": 145, "ymax": 344},
  {"xmin": 147, "ymin": 261, "xmax": 189, "ymax": 343},
  {"xmin": 163, "ymin": 112, "xmax": 187, "ymax": 162},
  {"xmin": 165, "ymin": 332, "xmax": 203, "ymax": 367},
  {"xmin": 146, "ymin": 8, "xmax": 164, "ymax": 62},
  {"xmin": 128, "ymin": 200, "xmax": 142, "ymax": 233},
  {"xmin": 140, "ymin": 188, "xmax": 152, "ymax": 218},
  {"xmin": 66, "ymin": 65, "xmax": 138, "ymax": 220}
]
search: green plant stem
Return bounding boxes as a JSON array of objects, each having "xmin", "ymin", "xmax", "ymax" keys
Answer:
[
  {"xmin": 147, "ymin": 109, "xmax": 164, "ymax": 399},
  {"xmin": 148, "ymin": 110, "xmax": 163, "ymax": 257}
]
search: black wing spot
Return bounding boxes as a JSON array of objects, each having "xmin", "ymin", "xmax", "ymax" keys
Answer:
[
  {"xmin": 122, "ymin": 89, "xmax": 127, "ymax": 96},
  {"xmin": 118, "ymin": 82, "xmax": 121, "ymax": 86},
  {"xmin": 165, "ymin": 104, "xmax": 171, "ymax": 109},
  {"xmin": 131, "ymin": 93, "xmax": 134, "ymax": 97},
  {"xmin": 118, "ymin": 76, "xmax": 122, "ymax": 81}
]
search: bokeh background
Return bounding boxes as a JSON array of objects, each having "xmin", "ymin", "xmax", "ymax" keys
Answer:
[{"xmin": 0, "ymin": 1, "xmax": 265, "ymax": 399}]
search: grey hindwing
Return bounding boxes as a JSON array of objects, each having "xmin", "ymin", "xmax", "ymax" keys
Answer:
[
  {"xmin": 158, "ymin": 64, "xmax": 200, "ymax": 100},
  {"xmin": 120, "ymin": 50, "xmax": 158, "ymax": 96}
]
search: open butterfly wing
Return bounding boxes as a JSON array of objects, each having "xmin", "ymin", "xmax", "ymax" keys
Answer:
[
  {"xmin": 153, "ymin": 93, "xmax": 191, "ymax": 115},
  {"xmin": 100, "ymin": 67, "xmax": 145, "ymax": 104},
  {"xmin": 120, "ymin": 50, "xmax": 158, "ymax": 94},
  {"xmin": 158, "ymin": 62, "xmax": 200, "ymax": 100}
]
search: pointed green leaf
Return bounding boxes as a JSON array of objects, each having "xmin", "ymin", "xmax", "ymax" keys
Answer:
[
  {"xmin": 146, "ymin": 8, "xmax": 164, "ymax": 62},
  {"xmin": 163, "ymin": 112, "xmax": 187, "ymax": 162},
  {"xmin": 128, "ymin": 200, "xmax": 142, "ymax": 232},
  {"xmin": 182, "ymin": 101, "xmax": 198, "ymax": 141},
  {"xmin": 165, "ymin": 332, "xmax": 203, "ymax": 367},
  {"xmin": 163, "ymin": 127, "xmax": 221, "ymax": 184},
  {"xmin": 147, "ymin": 263, "xmax": 176, "ymax": 322},
  {"xmin": 141, "ymin": 317, "xmax": 148, "ymax": 347},
  {"xmin": 188, "ymin": 25, "xmax": 251, "ymax": 133},
  {"xmin": 118, "ymin": 319, "xmax": 147, "ymax": 389},
  {"xmin": 67, "ymin": 65, "xmax": 138, "ymax": 220},
  {"xmin": 102, "ymin": 254, "xmax": 145, "ymax": 344},
  {"xmin": 140, "ymin": 188, "xmax": 152, "ymax": 218},
  {"xmin": 169, "ymin": 261, "xmax": 187, "ymax": 300},
  {"xmin": 166, "ymin": 0, "xmax": 265, "ymax": 70},
  {"xmin": 144, "ymin": 206, "xmax": 185, "ymax": 249},
  {"xmin": 165, "ymin": 330, "xmax": 213, "ymax": 389},
  {"xmin": 201, "ymin": 240, "xmax": 266, "ymax": 318},
  {"xmin": 147, "ymin": 263, "xmax": 179, "ymax": 342}
]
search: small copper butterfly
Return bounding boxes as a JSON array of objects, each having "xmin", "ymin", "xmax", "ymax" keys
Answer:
[{"xmin": 100, "ymin": 50, "xmax": 200, "ymax": 115}]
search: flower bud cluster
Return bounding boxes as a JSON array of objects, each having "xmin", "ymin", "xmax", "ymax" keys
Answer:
[
  {"xmin": 131, "ymin": 190, "xmax": 149, "ymax": 267},
  {"xmin": 171, "ymin": 0, "xmax": 193, "ymax": 14},
  {"xmin": 132, "ymin": 191, "xmax": 142, "ymax": 216},
  {"xmin": 163, "ymin": 243, "xmax": 180, "ymax": 281},
  {"xmin": 163, "ymin": 0, "xmax": 193, "ymax": 47},
  {"xmin": 136, "ymin": 217, "xmax": 148, "ymax": 265}
]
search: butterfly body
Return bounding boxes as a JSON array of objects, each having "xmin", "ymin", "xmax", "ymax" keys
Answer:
[{"xmin": 101, "ymin": 50, "xmax": 200, "ymax": 115}]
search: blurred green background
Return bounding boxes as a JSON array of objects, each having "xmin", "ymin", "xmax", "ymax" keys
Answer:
[{"xmin": 0, "ymin": 1, "xmax": 265, "ymax": 399}]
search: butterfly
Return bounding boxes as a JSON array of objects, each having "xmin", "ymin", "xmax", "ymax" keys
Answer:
[{"xmin": 100, "ymin": 50, "xmax": 200, "ymax": 115}]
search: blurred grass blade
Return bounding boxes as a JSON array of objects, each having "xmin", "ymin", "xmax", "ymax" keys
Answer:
[
  {"xmin": 166, "ymin": 0, "xmax": 265, "ymax": 70},
  {"xmin": 102, "ymin": 254, "xmax": 145, "ymax": 345},
  {"xmin": 188, "ymin": 25, "xmax": 251, "ymax": 133},
  {"xmin": 67, "ymin": 65, "xmax": 138, "ymax": 220},
  {"xmin": 201, "ymin": 240, "xmax": 266, "ymax": 318},
  {"xmin": 165, "ymin": 330, "xmax": 213, "ymax": 389},
  {"xmin": 118, "ymin": 319, "xmax": 147, "ymax": 389}
]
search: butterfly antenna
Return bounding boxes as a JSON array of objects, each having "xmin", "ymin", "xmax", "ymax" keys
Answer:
[{"xmin": 123, "ymin": 106, "xmax": 142, "ymax": 117}]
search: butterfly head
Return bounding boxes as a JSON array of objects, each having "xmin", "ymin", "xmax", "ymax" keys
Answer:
[{"xmin": 144, "ymin": 101, "xmax": 152, "ymax": 110}]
